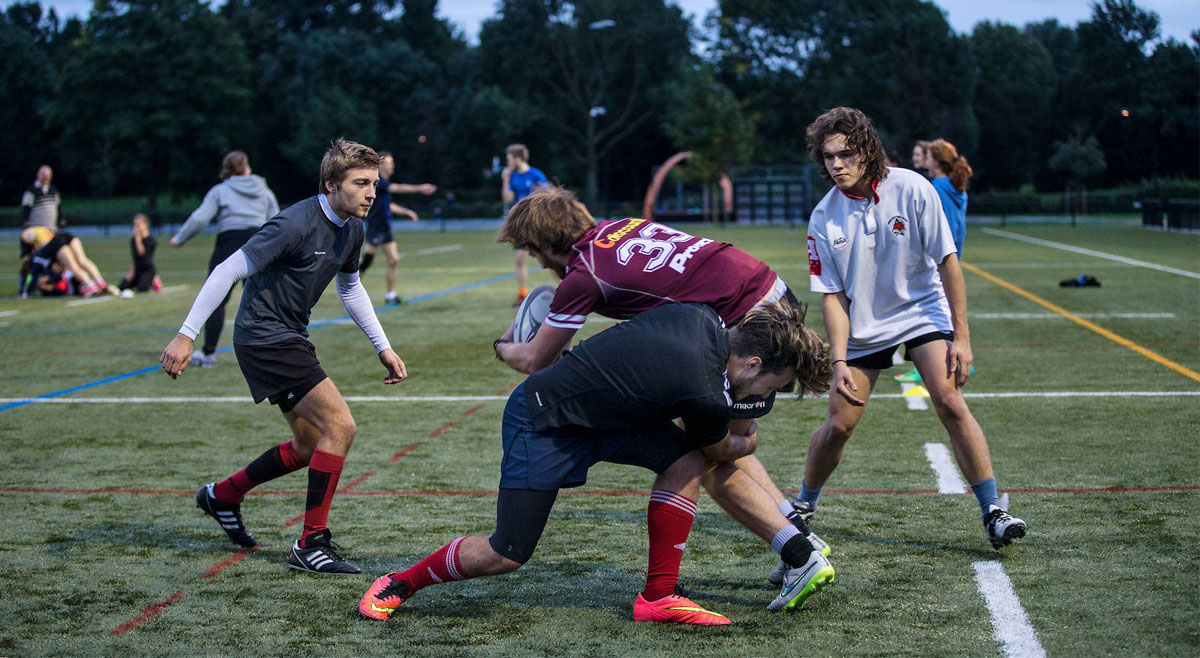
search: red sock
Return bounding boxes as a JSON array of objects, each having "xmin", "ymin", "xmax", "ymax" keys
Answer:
[
  {"xmin": 644, "ymin": 490, "xmax": 697, "ymax": 600},
  {"xmin": 300, "ymin": 449, "xmax": 344, "ymax": 545},
  {"xmin": 213, "ymin": 441, "xmax": 307, "ymax": 504},
  {"xmin": 396, "ymin": 537, "xmax": 467, "ymax": 593}
]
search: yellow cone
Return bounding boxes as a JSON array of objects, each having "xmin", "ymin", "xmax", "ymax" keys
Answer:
[{"xmin": 902, "ymin": 384, "xmax": 931, "ymax": 398}]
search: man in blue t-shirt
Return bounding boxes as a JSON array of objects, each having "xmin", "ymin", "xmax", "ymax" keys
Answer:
[
  {"xmin": 500, "ymin": 143, "xmax": 548, "ymax": 305},
  {"xmin": 161, "ymin": 139, "xmax": 408, "ymax": 576},
  {"xmin": 359, "ymin": 151, "xmax": 437, "ymax": 305}
]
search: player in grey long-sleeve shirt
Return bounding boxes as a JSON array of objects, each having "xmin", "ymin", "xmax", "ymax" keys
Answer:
[{"xmin": 171, "ymin": 151, "xmax": 279, "ymax": 366}]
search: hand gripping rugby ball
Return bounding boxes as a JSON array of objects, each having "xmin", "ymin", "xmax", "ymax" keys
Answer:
[{"xmin": 511, "ymin": 285, "xmax": 556, "ymax": 343}]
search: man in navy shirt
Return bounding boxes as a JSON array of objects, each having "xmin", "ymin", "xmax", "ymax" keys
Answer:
[
  {"xmin": 161, "ymin": 138, "xmax": 408, "ymax": 575},
  {"xmin": 358, "ymin": 151, "xmax": 437, "ymax": 305}
]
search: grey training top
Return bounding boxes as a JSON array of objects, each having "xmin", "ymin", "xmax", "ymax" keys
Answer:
[
  {"xmin": 173, "ymin": 174, "xmax": 278, "ymax": 244},
  {"xmin": 233, "ymin": 195, "xmax": 363, "ymax": 346}
]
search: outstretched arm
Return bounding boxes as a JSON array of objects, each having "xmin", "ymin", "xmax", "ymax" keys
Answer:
[
  {"xmin": 336, "ymin": 271, "xmax": 407, "ymax": 383},
  {"xmin": 160, "ymin": 250, "xmax": 251, "ymax": 377},
  {"xmin": 389, "ymin": 182, "xmax": 437, "ymax": 196}
]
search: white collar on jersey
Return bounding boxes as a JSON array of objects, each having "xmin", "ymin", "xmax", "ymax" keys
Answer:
[{"xmin": 317, "ymin": 194, "xmax": 348, "ymax": 227}]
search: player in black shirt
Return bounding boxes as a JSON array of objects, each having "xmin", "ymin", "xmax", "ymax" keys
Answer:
[
  {"xmin": 161, "ymin": 139, "xmax": 407, "ymax": 575},
  {"xmin": 361, "ymin": 302, "xmax": 836, "ymax": 625}
]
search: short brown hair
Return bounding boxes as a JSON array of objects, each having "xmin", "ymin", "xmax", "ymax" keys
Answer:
[
  {"xmin": 499, "ymin": 185, "xmax": 596, "ymax": 254},
  {"xmin": 319, "ymin": 138, "xmax": 381, "ymax": 194},
  {"xmin": 806, "ymin": 107, "xmax": 889, "ymax": 188},
  {"xmin": 505, "ymin": 143, "xmax": 529, "ymax": 162},
  {"xmin": 219, "ymin": 151, "xmax": 249, "ymax": 181},
  {"xmin": 729, "ymin": 300, "xmax": 832, "ymax": 398}
]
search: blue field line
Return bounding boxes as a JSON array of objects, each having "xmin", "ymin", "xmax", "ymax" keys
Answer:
[{"xmin": 0, "ymin": 270, "xmax": 523, "ymax": 413}]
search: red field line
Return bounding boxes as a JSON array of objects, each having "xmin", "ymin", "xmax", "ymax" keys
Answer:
[
  {"xmin": 202, "ymin": 548, "xmax": 258, "ymax": 579},
  {"xmin": 429, "ymin": 422, "xmax": 454, "ymax": 437},
  {"xmin": 109, "ymin": 592, "xmax": 185, "ymax": 636},
  {"xmin": 389, "ymin": 444, "xmax": 421, "ymax": 462},
  {"xmin": 461, "ymin": 404, "xmax": 485, "ymax": 417}
]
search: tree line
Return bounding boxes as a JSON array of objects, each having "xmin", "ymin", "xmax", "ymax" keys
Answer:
[{"xmin": 1, "ymin": 0, "xmax": 1196, "ymax": 211}]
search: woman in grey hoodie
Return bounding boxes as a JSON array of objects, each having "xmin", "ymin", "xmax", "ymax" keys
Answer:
[{"xmin": 171, "ymin": 151, "xmax": 278, "ymax": 367}]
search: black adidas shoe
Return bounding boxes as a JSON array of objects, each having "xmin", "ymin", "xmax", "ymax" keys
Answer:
[
  {"xmin": 287, "ymin": 529, "xmax": 360, "ymax": 574},
  {"xmin": 195, "ymin": 483, "xmax": 258, "ymax": 548}
]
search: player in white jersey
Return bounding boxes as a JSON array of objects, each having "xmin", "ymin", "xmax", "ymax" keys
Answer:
[{"xmin": 798, "ymin": 107, "xmax": 1026, "ymax": 549}]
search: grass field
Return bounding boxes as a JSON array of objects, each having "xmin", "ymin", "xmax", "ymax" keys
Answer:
[{"xmin": 1, "ymin": 220, "xmax": 1198, "ymax": 657}]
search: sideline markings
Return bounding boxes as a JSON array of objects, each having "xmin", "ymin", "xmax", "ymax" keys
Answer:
[
  {"xmin": 974, "ymin": 312, "xmax": 1174, "ymax": 319},
  {"xmin": 963, "ymin": 261, "xmax": 1200, "ymax": 384},
  {"xmin": 0, "ymin": 269, "xmax": 527, "ymax": 414},
  {"xmin": 972, "ymin": 561, "xmax": 1046, "ymax": 658},
  {"xmin": 923, "ymin": 443, "xmax": 967, "ymax": 494},
  {"xmin": 3, "ymin": 390, "xmax": 1196, "ymax": 406},
  {"xmin": 0, "ymin": 310, "xmax": 19, "ymax": 318},
  {"xmin": 981, "ymin": 228, "xmax": 1200, "ymax": 279}
]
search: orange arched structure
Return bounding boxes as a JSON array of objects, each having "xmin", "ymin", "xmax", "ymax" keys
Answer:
[{"xmin": 642, "ymin": 152, "xmax": 733, "ymax": 221}]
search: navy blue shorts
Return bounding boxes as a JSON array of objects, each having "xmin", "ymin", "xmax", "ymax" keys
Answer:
[
  {"xmin": 499, "ymin": 382, "xmax": 699, "ymax": 490},
  {"xmin": 365, "ymin": 216, "xmax": 393, "ymax": 246}
]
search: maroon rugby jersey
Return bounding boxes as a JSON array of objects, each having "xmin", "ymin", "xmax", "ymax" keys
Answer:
[{"xmin": 544, "ymin": 218, "xmax": 777, "ymax": 331}]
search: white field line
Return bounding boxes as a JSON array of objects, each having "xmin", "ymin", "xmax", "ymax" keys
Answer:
[
  {"xmin": 923, "ymin": 443, "xmax": 967, "ymax": 494},
  {"xmin": 974, "ymin": 312, "xmax": 1174, "ymax": 319},
  {"xmin": 972, "ymin": 561, "xmax": 1046, "ymax": 658},
  {"xmin": 2, "ymin": 391, "xmax": 1198, "ymax": 405},
  {"xmin": 65, "ymin": 296, "xmax": 114, "ymax": 307},
  {"xmin": 0, "ymin": 310, "xmax": 19, "ymax": 318},
  {"xmin": 901, "ymin": 382, "xmax": 929, "ymax": 410},
  {"xmin": 981, "ymin": 228, "xmax": 1200, "ymax": 279},
  {"xmin": 416, "ymin": 244, "xmax": 463, "ymax": 255}
]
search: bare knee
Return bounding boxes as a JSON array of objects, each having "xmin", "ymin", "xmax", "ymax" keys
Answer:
[
  {"xmin": 931, "ymin": 393, "xmax": 971, "ymax": 426},
  {"xmin": 330, "ymin": 412, "xmax": 357, "ymax": 445}
]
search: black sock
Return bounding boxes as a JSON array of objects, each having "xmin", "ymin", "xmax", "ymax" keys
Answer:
[
  {"xmin": 780, "ymin": 534, "xmax": 815, "ymax": 568},
  {"xmin": 360, "ymin": 253, "xmax": 375, "ymax": 274}
]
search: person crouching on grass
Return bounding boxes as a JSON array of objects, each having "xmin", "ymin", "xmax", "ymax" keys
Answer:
[
  {"xmin": 360, "ymin": 302, "xmax": 836, "ymax": 625},
  {"xmin": 160, "ymin": 138, "xmax": 408, "ymax": 574}
]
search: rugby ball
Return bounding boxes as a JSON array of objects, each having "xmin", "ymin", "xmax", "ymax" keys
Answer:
[{"xmin": 511, "ymin": 285, "xmax": 556, "ymax": 343}]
